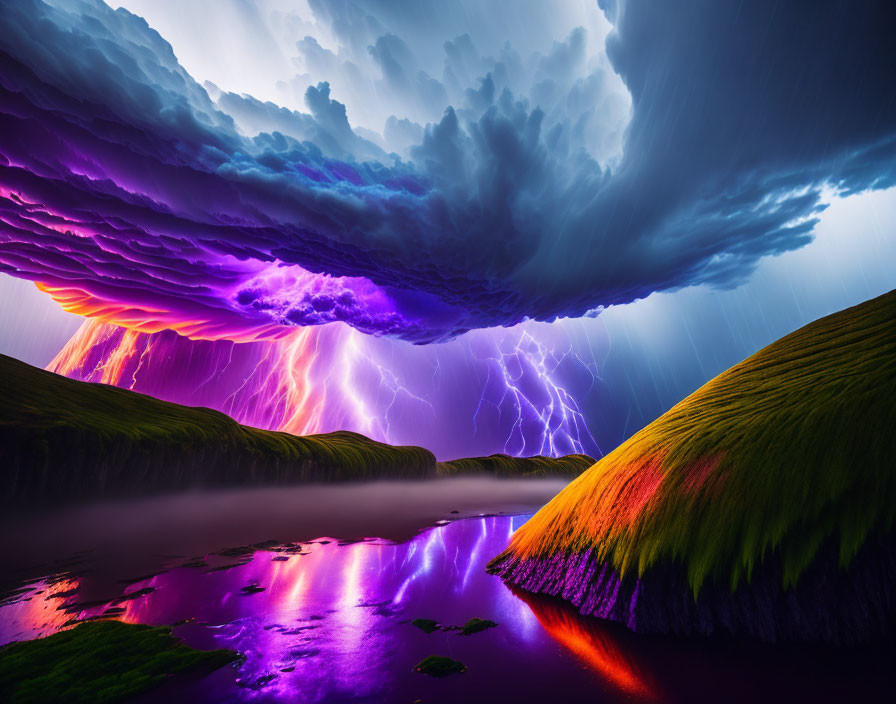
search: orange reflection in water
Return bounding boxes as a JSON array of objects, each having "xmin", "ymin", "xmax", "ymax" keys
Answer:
[
  {"xmin": 1, "ymin": 577, "xmax": 82, "ymax": 643},
  {"xmin": 514, "ymin": 588, "xmax": 659, "ymax": 701}
]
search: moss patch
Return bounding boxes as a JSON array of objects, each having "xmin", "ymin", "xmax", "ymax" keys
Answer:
[
  {"xmin": 460, "ymin": 618, "xmax": 498, "ymax": 635},
  {"xmin": 0, "ymin": 620, "xmax": 241, "ymax": 704},
  {"xmin": 413, "ymin": 655, "xmax": 466, "ymax": 677}
]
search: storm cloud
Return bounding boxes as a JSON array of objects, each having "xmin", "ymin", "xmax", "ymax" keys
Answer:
[{"xmin": 0, "ymin": 0, "xmax": 894, "ymax": 343}]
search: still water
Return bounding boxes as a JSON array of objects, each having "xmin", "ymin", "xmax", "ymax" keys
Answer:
[{"xmin": 1, "ymin": 479, "xmax": 891, "ymax": 703}]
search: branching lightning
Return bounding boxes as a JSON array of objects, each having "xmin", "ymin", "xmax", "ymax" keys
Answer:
[
  {"xmin": 472, "ymin": 328, "xmax": 601, "ymax": 458},
  {"xmin": 49, "ymin": 317, "xmax": 603, "ymax": 461},
  {"xmin": 330, "ymin": 330, "xmax": 437, "ymax": 444}
]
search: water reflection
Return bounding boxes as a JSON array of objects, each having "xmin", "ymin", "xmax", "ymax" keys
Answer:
[
  {"xmin": 515, "ymin": 587, "xmax": 657, "ymax": 699},
  {"xmin": 2, "ymin": 516, "xmax": 567, "ymax": 703},
  {"xmin": 2, "ymin": 510, "xmax": 894, "ymax": 704}
]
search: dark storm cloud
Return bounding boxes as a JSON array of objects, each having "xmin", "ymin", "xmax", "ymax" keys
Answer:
[
  {"xmin": 0, "ymin": 0, "xmax": 894, "ymax": 343},
  {"xmin": 511, "ymin": 0, "xmax": 896, "ymax": 315}
]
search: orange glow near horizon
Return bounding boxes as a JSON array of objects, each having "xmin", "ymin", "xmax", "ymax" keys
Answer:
[
  {"xmin": 47, "ymin": 316, "xmax": 153, "ymax": 389},
  {"xmin": 47, "ymin": 317, "xmax": 128, "ymax": 382},
  {"xmin": 47, "ymin": 315, "xmax": 332, "ymax": 437}
]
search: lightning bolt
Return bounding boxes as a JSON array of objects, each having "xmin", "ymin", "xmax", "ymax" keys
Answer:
[
  {"xmin": 471, "ymin": 327, "xmax": 601, "ymax": 458},
  {"xmin": 49, "ymin": 318, "xmax": 602, "ymax": 460},
  {"xmin": 207, "ymin": 326, "xmax": 336, "ymax": 436},
  {"xmin": 328, "ymin": 329, "xmax": 436, "ymax": 444}
]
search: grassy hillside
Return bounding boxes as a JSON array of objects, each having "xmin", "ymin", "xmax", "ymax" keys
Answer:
[
  {"xmin": 0, "ymin": 354, "xmax": 590, "ymax": 504},
  {"xmin": 0, "ymin": 353, "xmax": 436, "ymax": 503},
  {"xmin": 490, "ymin": 290, "xmax": 896, "ymax": 640}
]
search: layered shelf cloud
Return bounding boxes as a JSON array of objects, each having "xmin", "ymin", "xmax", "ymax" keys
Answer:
[{"xmin": 1, "ymin": 0, "xmax": 894, "ymax": 344}]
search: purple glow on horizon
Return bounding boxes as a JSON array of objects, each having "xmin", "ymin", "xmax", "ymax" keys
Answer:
[{"xmin": 47, "ymin": 317, "xmax": 604, "ymax": 460}]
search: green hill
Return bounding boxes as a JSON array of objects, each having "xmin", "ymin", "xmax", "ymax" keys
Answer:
[
  {"xmin": 0, "ymin": 352, "xmax": 436, "ymax": 504},
  {"xmin": 0, "ymin": 353, "xmax": 589, "ymax": 505},
  {"xmin": 438, "ymin": 453, "xmax": 594, "ymax": 478},
  {"xmin": 489, "ymin": 290, "xmax": 896, "ymax": 644}
]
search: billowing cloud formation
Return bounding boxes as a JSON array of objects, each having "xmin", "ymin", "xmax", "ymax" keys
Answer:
[{"xmin": 0, "ymin": 0, "xmax": 894, "ymax": 343}]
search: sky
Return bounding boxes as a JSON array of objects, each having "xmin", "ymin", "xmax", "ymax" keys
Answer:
[{"xmin": 0, "ymin": 0, "xmax": 894, "ymax": 458}]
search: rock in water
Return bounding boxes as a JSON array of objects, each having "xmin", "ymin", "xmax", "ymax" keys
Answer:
[
  {"xmin": 410, "ymin": 618, "xmax": 441, "ymax": 633},
  {"xmin": 460, "ymin": 618, "xmax": 498, "ymax": 635},
  {"xmin": 489, "ymin": 290, "xmax": 896, "ymax": 645},
  {"xmin": 413, "ymin": 655, "xmax": 466, "ymax": 677}
]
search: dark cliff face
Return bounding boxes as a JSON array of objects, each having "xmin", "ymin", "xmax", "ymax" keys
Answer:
[
  {"xmin": 2, "ymin": 424, "xmax": 437, "ymax": 505},
  {"xmin": 0, "ymin": 354, "xmax": 591, "ymax": 506},
  {"xmin": 490, "ymin": 289, "xmax": 896, "ymax": 645}
]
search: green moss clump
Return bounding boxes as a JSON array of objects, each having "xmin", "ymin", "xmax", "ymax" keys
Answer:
[
  {"xmin": 413, "ymin": 655, "xmax": 466, "ymax": 677},
  {"xmin": 410, "ymin": 618, "xmax": 440, "ymax": 633},
  {"xmin": 0, "ymin": 620, "xmax": 241, "ymax": 704},
  {"xmin": 460, "ymin": 618, "xmax": 498, "ymax": 635}
]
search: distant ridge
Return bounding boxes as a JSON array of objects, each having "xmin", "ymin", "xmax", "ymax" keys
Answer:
[{"xmin": 439, "ymin": 453, "xmax": 594, "ymax": 478}]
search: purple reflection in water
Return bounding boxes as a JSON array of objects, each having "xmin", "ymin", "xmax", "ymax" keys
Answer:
[
  {"xmin": 124, "ymin": 517, "xmax": 541, "ymax": 701},
  {"xmin": 3, "ymin": 508, "xmax": 895, "ymax": 704},
  {"xmin": 5, "ymin": 516, "xmax": 605, "ymax": 704}
]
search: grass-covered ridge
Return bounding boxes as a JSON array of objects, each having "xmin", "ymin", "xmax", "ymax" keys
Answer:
[
  {"xmin": 0, "ymin": 353, "xmax": 591, "ymax": 504},
  {"xmin": 438, "ymin": 453, "xmax": 594, "ymax": 478},
  {"xmin": 0, "ymin": 620, "xmax": 240, "ymax": 704},
  {"xmin": 0, "ymin": 352, "xmax": 435, "ymax": 502},
  {"xmin": 495, "ymin": 289, "xmax": 896, "ymax": 594}
]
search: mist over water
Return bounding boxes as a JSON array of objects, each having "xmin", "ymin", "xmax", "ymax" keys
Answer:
[{"xmin": 0, "ymin": 478, "xmax": 568, "ymax": 593}]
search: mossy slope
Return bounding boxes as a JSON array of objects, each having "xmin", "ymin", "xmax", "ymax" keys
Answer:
[
  {"xmin": 0, "ymin": 354, "xmax": 590, "ymax": 504},
  {"xmin": 490, "ymin": 290, "xmax": 896, "ymax": 642},
  {"xmin": 0, "ymin": 353, "xmax": 434, "ymax": 503},
  {"xmin": 0, "ymin": 620, "xmax": 239, "ymax": 704}
]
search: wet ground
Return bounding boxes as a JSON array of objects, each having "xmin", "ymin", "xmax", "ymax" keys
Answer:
[{"xmin": 1, "ymin": 478, "xmax": 892, "ymax": 703}]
